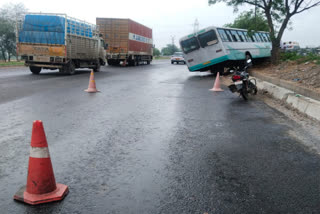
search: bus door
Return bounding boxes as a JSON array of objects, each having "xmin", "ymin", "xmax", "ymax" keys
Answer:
[{"xmin": 197, "ymin": 30, "xmax": 224, "ymax": 63}]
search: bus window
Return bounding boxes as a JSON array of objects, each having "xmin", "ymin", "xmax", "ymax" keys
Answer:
[
  {"xmin": 181, "ymin": 37, "xmax": 200, "ymax": 54},
  {"xmin": 225, "ymin": 30, "xmax": 233, "ymax": 42},
  {"xmin": 250, "ymin": 34, "xmax": 256, "ymax": 42},
  {"xmin": 243, "ymin": 31, "xmax": 252, "ymax": 42},
  {"xmin": 230, "ymin": 30, "xmax": 240, "ymax": 42},
  {"xmin": 237, "ymin": 31, "xmax": 246, "ymax": 42},
  {"xmin": 254, "ymin": 33, "xmax": 262, "ymax": 42},
  {"xmin": 217, "ymin": 29, "xmax": 230, "ymax": 42},
  {"xmin": 263, "ymin": 33, "xmax": 270, "ymax": 42},
  {"xmin": 259, "ymin": 33, "xmax": 267, "ymax": 42},
  {"xmin": 266, "ymin": 33, "xmax": 271, "ymax": 42},
  {"xmin": 198, "ymin": 30, "xmax": 218, "ymax": 48}
]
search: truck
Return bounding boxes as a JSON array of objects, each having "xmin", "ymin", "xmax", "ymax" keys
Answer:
[
  {"xmin": 16, "ymin": 13, "xmax": 106, "ymax": 75},
  {"xmin": 96, "ymin": 18, "xmax": 153, "ymax": 66}
]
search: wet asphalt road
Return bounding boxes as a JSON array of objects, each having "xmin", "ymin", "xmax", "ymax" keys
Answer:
[{"xmin": 0, "ymin": 60, "xmax": 320, "ymax": 214}]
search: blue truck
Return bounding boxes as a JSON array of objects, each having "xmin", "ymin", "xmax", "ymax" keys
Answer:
[{"xmin": 17, "ymin": 13, "xmax": 106, "ymax": 75}]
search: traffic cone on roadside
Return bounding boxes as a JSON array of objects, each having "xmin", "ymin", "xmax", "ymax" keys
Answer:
[
  {"xmin": 209, "ymin": 72, "xmax": 224, "ymax": 92},
  {"xmin": 13, "ymin": 120, "xmax": 69, "ymax": 205},
  {"xmin": 85, "ymin": 70, "xmax": 99, "ymax": 93}
]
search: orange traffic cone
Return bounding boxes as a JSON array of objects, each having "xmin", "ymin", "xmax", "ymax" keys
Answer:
[
  {"xmin": 209, "ymin": 72, "xmax": 224, "ymax": 92},
  {"xmin": 85, "ymin": 70, "xmax": 99, "ymax": 93},
  {"xmin": 14, "ymin": 120, "xmax": 69, "ymax": 205}
]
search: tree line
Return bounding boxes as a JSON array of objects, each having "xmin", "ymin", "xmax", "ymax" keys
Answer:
[
  {"xmin": 153, "ymin": 44, "xmax": 181, "ymax": 57},
  {"xmin": 0, "ymin": 3, "xmax": 27, "ymax": 62}
]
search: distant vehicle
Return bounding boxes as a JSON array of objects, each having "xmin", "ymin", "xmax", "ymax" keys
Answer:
[
  {"xmin": 96, "ymin": 18, "xmax": 153, "ymax": 66},
  {"xmin": 171, "ymin": 52, "xmax": 186, "ymax": 64},
  {"xmin": 282, "ymin": 41, "xmax": 300, "ymax": 51},
  {"xmin": 17, "ymin": 13, "xmax": 106, "ymax": 75},
  {"xmin": 179, "ymin": 26, "xmax": 272, "ymax": 74}
]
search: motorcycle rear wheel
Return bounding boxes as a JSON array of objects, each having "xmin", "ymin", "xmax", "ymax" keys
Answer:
[
  {"xmin": 248, "ymin": 81, "xmax": 258, "ymax": 95},
  {"xmin": 240, "ymin": 89, "xmax": 249, "ymax": 100}
]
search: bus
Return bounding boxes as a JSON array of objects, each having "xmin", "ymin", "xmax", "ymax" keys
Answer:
[
  {"xmin": 179, "ymin": 26, "xmax": 272, "ymax": 73},
  {"xmin": 281, "ymin": 41, "xmax": 300, "ymax": 51}
]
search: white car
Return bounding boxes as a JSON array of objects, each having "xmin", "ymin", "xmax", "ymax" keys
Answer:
[{"xmin": 171, "ymin": 52, "xmax": 186, "ymax": 64}]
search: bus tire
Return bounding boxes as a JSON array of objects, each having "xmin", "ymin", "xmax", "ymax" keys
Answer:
[{"xmin": 30, "ymin": 66, "xmax": 41, "ymax": 74}]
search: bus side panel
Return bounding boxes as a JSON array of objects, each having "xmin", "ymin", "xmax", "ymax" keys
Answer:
[
  {"xmin": 225, "ymin": 42, "xmax": 271, "ymax": 60},
  {"xmin": 186, "ymin": 43, "xmax": 228, "ymax": 71}
]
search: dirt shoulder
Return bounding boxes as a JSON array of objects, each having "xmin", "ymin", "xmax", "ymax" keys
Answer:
[{"xmin": 252, "ymin": 61, "xmax": 320, "ymax": 94}]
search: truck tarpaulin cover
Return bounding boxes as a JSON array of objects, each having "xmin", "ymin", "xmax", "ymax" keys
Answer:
[{"xmin": 19, "ymin": 15, "xmax": 95, "ymax": 45}]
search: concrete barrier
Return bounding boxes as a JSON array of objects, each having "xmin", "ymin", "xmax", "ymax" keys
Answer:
[{"xmin": 255, "ymin": 78, "xmax": 320, "ymax": 122}]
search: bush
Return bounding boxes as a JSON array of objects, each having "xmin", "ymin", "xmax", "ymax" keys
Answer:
[{"xmin": 281, "ymin": 52, "xmax": 320, "ymax": 64}]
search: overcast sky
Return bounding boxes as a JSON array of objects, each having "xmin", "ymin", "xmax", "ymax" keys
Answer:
[{"xmin": 1, "ymin": 0, "xmax": 319, "ymax": 48}]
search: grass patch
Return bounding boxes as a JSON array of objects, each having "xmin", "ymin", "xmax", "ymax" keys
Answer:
[
  {"xmin": 0, "ymin": 61, "xmax": 25, "ymax": 67},
  {"xmin": 154, "ymin": 56, "xmax": 170, "ymax": 60},
  {"xmin": 281, "ymin": 52, "xmax": 320, "ymax": 64}
]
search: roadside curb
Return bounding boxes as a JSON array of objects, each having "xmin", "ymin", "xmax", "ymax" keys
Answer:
[
  {"xmin": 250, "ymin": 70, "xmax": 320, "ymax": 102},
  {"xmin": 254, "ymin": 77, "xmax": 320, "ymax": 121}
]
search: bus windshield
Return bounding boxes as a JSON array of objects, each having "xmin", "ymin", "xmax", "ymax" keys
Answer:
[
  {"xmin": 198, "ymin": 30, "xmax": 218, "ymax": 48},
  {"xmin": 181, "ymin": 37, "xmax": 200, "ymax": 54}
]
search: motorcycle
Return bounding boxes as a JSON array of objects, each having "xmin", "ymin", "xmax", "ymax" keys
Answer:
[{"xmin": 228, "ymin": 59, "xmax": 258, "ymax": 100}]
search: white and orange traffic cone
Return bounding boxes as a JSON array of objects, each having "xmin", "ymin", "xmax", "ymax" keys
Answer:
[
  {"xmin": 14, "ymin": 120, "xmax": 69, "ymax": 205},
  {"xmin": 85, "ymin": 70, "xmax": 99, "ymax": 93},
  {"xmin": 209, "ymin": 72, "xmax": 224, "ymax": 92}
]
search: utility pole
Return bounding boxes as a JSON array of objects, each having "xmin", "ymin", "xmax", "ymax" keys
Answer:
[
  {"xmin": 193, "ymin": 18, "xmax": 199, "ymax": 33},
  {"xmin": 171, "ymin": 35, "xmax": 175, "ymax": 54}
]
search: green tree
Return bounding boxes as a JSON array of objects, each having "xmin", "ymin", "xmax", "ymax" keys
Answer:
[
  {"xmin": 153, "ymin": 47, "xmax": 161, "ymax": 57},
  {"xmin": 161, "ymin": 44, "xmax": 180, "ymax": 56},
  {"xmin": 224, "ymin": 9, "xmax": 269, "ymax": 32},
  {"xmin": 209, "ymin": 0, "xmax": 320, "ymax": 64},
  {"xmin": 0, "ymin": 3, "xmax": 27, "ymax": 61},
  {"xmin": 0, "ymin": 18, "xmax": 15, "ymax": 61}
]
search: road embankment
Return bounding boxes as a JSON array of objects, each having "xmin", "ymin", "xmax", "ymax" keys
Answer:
[{"xmin": 251, "ymin": 70, "xmax": 320, "ymax": 121}]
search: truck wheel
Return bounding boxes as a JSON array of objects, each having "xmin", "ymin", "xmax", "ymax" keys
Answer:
[
  {"xmin": 94, "ymin": 61, "xmax": 101, "ymax": 72},
  {"xmin": 147, "ymin": 60, "xmax": 150, "ymax": 65},
  {"xmin": 67, "ymin": 61, "xmax": 76, "ymax": 75},
  {"xmin": 128, "ymin": 60, "xmax": 134, "ymax": 66},
  {"xmin": 59, "ymin": 68, "xmax": 65, "ymax": 73},
  {"xmin": 107, "ymin": 59, "xmax": 113, "ymax": 65},
  {"xmin": 30, "ymin": 66, "xmax": 41, "ymax": 75}
]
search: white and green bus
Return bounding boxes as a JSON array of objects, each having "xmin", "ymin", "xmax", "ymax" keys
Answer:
[{"xmin": 179, "ymin": 26, "xmax": 272, "ymax": 73}]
